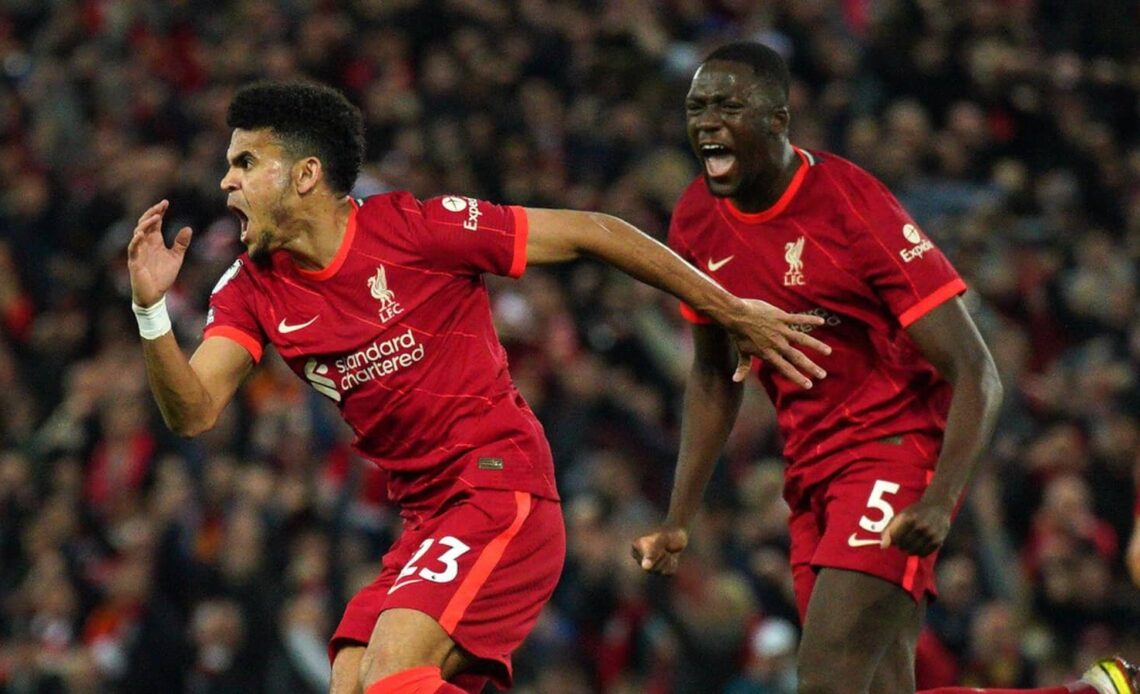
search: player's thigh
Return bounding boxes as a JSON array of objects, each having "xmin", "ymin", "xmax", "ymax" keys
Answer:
[
  {"xmin": 797, "ymin": 568, "xmax": 922, "ymax": 694},
  {"xmin": 329, "ymin": 533, "xmax": 420, "ymax": 666},
  {"xmin": 331, "ymin": 645, "xmax": 365, "ymax": 694},
  {"xmin": 360, "ymin": 607, "xmax": 476, "ymax": 683},
  {"xmin": 867, "ymin": 600, "xmax": 924, "ymax": 694}
]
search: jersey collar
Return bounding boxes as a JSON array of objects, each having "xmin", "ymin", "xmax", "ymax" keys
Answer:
[
  {"xmin": 296, "ymin": 197, "xmax": 359, "ymax": 281},
  {"xmin": 724, "ymin": 146, "xmax": 811, "ymax": 224}
]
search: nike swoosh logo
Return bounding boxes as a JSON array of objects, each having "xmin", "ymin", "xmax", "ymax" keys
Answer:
[
  {"xmin": 708, "ymin": 255, "xmax": 735, "ymax": 272},
  {"xmin": 278, "ymin": 316, "xmax": 319, "ymax": 334},
  {"xmin": 847, "ymin": 533, "xmax": 882, "ymax": 548},
  {"xmin": 387, "ymin": 578, "xmax": 423, "ymax": 595}
]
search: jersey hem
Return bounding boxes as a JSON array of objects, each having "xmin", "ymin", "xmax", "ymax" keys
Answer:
[
  {"xmin": 898, "ymin": 278, "xmax": 967, "ymax": 327},
  {"xmin": 508, "ymin": 206, "xmax": 528, "ymax": 278},
  {"xmin": 203, "ymin": 326, "xmax": 264, "ymax": 363},
  {"xmin": 679, "ymin": 301, "xmax": 714, "ymax": 325}
]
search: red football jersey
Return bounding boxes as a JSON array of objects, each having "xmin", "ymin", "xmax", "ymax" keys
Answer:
[
  {"xmin": 204, "ymin": 192, "xmax": 558, "ymax": 509},
  {"xmin": 669, "ymin": 148, "xmax": 967, "ymax": 505}
]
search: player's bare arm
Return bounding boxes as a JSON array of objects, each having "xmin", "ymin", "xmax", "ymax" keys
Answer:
[
  {"xmin": 881, "ymin": 297, "xmax": 1003, "ymax": 555},
  {"xmin": 1130, "ymin": 466, "xmax": 1140, "ymax": 587},
  {"xmin": 523, "ymin": 207, "xmax": 831, "ymax": 387},
  {"xmin": 1127, "ymin": 521, "xmax": 1140, "ymax": 588},
  {"xmin": 632, "ymin": 323, "xmax": 743, "ymax": 574},
  {"xmin": 128, "ymin": 200, "xmax": 253, "ymax": 436}
]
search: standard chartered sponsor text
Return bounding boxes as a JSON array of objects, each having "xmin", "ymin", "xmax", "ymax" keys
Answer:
[{"xmin": 336, "ymin": 329, "xmax": 425, "ymax": 389}]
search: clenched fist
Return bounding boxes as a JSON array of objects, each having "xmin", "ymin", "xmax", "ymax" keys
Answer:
[{"xmin": 631, "ymin": 525, "xmax": 689, "ymax": 575}]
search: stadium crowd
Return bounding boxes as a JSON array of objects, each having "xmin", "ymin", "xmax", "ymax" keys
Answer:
[{"xmin": 1, "ymin": 1, "xmax": 1138, "ymax": 692}]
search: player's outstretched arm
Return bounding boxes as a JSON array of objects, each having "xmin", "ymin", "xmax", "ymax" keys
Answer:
[
  {"xmin": 882, "ymin": 297, "xmax": 1003, "ymax": 555},
  {"xmin": 632, "ymin": 323, "xmax": 742, "ymax": 575},
  {"xmin": 1127, "ymin": 519, "xmax": 1140, "ymax": 588},
  {"xmin": 523, "ymin": 207, "xmax": 831, "ymax": 387},
  {"xmin": 127, "ymin": 200, "xmax": 252, "ymax": 436}
]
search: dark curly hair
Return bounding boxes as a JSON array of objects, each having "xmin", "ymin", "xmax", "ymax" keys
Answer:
[
  {"xmin": 226, "ymin": 81, "xmax": 364, "ymax": 196},
  {"xmin": 703, "ymin": 42, "xmax": 790, "ymax": 105}
]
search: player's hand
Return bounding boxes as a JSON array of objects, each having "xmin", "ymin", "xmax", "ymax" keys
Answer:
[
  {"xmin": 880, "ymin": 500, "xmax": 952, "ymax": 556},
  {"xmin": 1126, "ymin": 526, "xmax": 1140, "ymax": 588},
  {"xmin": 127, "ymin": 199, "xmax": 193, "ymax": 307},
  {"xmin": 631, "ymin": 524, "xmax": 689, "ymax": 575},
  {"xmin": 726, "ymin": 299, "xmax": 831, "ymax": 388}
]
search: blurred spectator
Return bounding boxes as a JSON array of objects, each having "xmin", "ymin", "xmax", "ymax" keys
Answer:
[
  {"xmin": 186, "ymin": 599, "xmax": 252, "ymax": 694},
  {"xmin": 265, "ymin": 593, "xmax": 333, "ymax": 694},
  {"xmin": 725, "ymin": 617, "xmax": 799, "ymax": 694},
  {"xmin": 956, "ymin": 601, "xmax": 1038, "ymax": 689},
  {"xmin": 1024, "ymin": 473, "xmax": 1118, "ymax": 579}
]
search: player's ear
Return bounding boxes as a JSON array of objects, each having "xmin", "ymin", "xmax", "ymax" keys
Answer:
[
  {"xmin": 768, "ymin": 106, "xmax": 790, "ymax": 137},
  {"xmin": 294, "ymin": 156, "xmax": 322, "ymax": 195}
]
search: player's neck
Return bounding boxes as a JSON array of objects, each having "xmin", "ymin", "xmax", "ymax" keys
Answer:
[
  {"xmin": 284, "ymin": 196, "xmax": 355, "ymax": 271},
  {"xmin": 732, "ymin": 142, "xmax": 800, "ymax": 213}
]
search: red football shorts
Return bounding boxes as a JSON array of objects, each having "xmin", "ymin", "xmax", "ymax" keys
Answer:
[
  {"xmin": 788, "ymin": 448, "xmax": 939, "ymax": 622},
  {"xmin": 331, "ymin": 489, "xmax": 565, "ymax": 691}
]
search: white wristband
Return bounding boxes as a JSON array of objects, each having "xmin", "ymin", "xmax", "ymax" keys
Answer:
[{"xmin": 132, "ymin": 296, "xmax": 172, "ymax": 340}]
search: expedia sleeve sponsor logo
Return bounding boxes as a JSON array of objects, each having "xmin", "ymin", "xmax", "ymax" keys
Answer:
[
  {"xmin": 462, "ymin": 198, "xmax": 482, "ymax": 231},
  {"xmin": 441, "ymin": 196, "xmax": 467, "ymax": 212},
  {"xmin": 899, "ymin": 223, "xmax": 934, "ymax": 263},
  {"xmin": 436, "ymin": 195, "xmax": 482, "ymax": 231},
  {"xmin": 334, "ymin": 329, "xmax": 426, "ymax": 389},
  {"xmin": 900, "ymin": 239, "xmax": 934, "ymax": 262}
]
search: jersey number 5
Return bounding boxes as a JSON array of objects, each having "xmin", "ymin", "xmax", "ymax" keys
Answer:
[{"xmin": 858, "ymin": 480, "xmax": 901, "ymax": 533}]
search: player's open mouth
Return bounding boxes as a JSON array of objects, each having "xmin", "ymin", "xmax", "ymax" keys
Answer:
[
  {"xmin": 228, "ymin": 205, "xmax": 250, "ymax": 242},
  {"xmin": 700, "ymin": 143, "xmax": 736, "ymax": 179}
]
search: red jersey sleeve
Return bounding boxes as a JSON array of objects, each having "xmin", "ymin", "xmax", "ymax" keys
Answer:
[
  {"xmin": 202, "ymin": 258, "xmax": 266, "ymax": 362},
  {"xmin": 667, "ymin": 186, "xmax": 715, "ymax": 325},
  {"xmin": 843, "ymin": 174, "xmax": 966, "ymax": 327},
  {"xmin": 411, "ymin": 195, "xmax": 528, "ymax": 278}
]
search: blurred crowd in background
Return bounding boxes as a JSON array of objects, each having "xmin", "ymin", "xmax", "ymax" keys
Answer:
[{"xmin": 1, "ymin": 1, "xmax": 1139, "ymax": 692}]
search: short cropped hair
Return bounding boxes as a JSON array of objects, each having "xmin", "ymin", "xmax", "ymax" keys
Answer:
[
  {"xmin": 227, "ymin": 81, "xmax": 364, "ymax": 196},
  {"xmin": 703, "ymin": 42, "xmax": 790, "ymax": 104}
]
